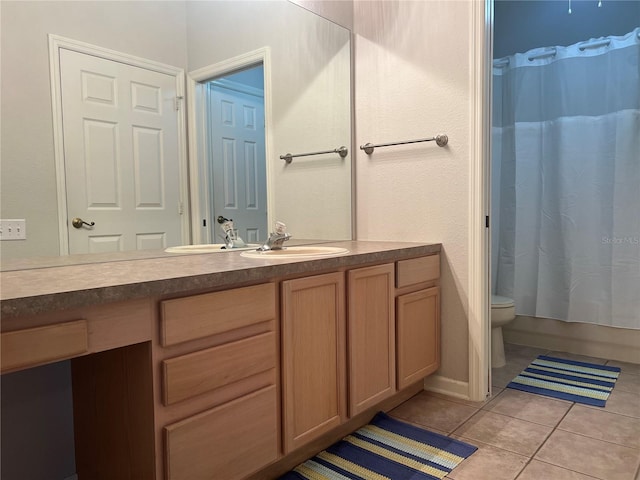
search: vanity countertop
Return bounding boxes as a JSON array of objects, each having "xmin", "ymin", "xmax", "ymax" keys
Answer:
[{"xmin": 0, "ymin": 240, "xmax": 441, "ymax": 318}]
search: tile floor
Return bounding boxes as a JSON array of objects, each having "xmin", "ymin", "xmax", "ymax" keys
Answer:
[{"xmin": 387, "ymin": 343, "xmax": 640, "ymax": 480}]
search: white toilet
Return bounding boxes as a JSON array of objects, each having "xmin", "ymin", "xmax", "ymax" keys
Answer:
[{"xmin": 491, "ymin": 295, "xmax": 516, "ymax": 368}]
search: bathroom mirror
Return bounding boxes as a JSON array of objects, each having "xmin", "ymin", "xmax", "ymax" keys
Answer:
[{"xmin": 0, "ymin": 0, "xmax": 352, "ymax": 267}]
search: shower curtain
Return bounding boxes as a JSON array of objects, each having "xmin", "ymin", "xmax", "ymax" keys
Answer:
[{"xmin": 492, "ymin": 27, "xmax": 640, "ymax": 329}]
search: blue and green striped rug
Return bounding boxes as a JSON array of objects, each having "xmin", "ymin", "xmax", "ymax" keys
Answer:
[
  {"xmin": 281, "ymin": 412, "xmax": 477, "ymax": 480},
  {"xmin": 507, "ymin": 355, "xmax": 621, "ymax": 407}
]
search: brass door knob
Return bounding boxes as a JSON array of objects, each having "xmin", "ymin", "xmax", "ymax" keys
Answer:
[{"xmin": 72, "ymin": 217, "xmax": 95, "ymax": 229}]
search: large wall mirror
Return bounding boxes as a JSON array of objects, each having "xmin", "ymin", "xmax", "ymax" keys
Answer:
[{"xmin": 0, "ymin": 0, "xmax": 352, "ymax": 266}]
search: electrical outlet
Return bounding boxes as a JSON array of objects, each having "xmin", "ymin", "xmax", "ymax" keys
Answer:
[{"xmin": 0, "ymin": 219, "xmax": 26, "ymax": 240}]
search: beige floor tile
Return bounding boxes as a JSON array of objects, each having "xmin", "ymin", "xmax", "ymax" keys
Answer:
[
  {"xmin": 558, "ymin": 404, "xmax": 640, "ymax": 449},
  {"xmin": 483, "ymin": 388, "xmax": 572, "ymax": 427},
  {"xmin": 491, "ymin": 364, "xmax": 526, "ymax": 389},
  {"xmin": 535, "ymin": 430, "xmax": 640, "ymax": 480},
  {"xmin": 503, "ymin": 343, "xmax": 549, "ymax": 367},
  {"xmin": 446, "ymin": 438, "xmax": 528, "ymax": 480},
  {"xmin": 388, "ymin": 391, "xmax": 478, "ymax": 434},
  {"xmin": 546, "ymin": 351, "xmax": 607, "ymax": 365},
  {"xmin": 517, "ymin": 460, "xmax": 600, "ymax": 480},
  {"xmin": 452, "ymin": 410, "xmax": 552, "ymax": 456},
  {"xmin": 425, "ymin": 388, "xmax": 502, "ymax": 409},
  {"xmin": 583, "ymin": 387, "xmax": 640, "ymax": 419},
  {"xmin": 606, "ymin": 360, "xmax": 640, "ymax": 376},
  {"xmin": 615, "ymin": 372, "xmax": 640, "ymax": 395}
]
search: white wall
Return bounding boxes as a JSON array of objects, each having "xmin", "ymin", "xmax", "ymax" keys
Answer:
[
  {"xmin": 291, "ymin": 0, "xmax": 355, "ymax": 30},
  {"xmin": 0, "ymin": 1, "xmax": 188, "ymax": 260},
  {"xmin": 354, "ymin": 0, "xmax": 475, "ymax": 384}
]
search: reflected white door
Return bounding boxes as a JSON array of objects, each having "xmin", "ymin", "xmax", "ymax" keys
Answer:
[
  {"xmin": 60, "ymin": 48, "xmax": 183, "ymax": 254},
  {"xmin": 209, "ymin": 84, "xmax": 267, "ymax": 243}
]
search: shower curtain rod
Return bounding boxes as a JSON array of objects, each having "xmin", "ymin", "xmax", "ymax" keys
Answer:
[{"xmin": 495, "ymin": 31, "xmax": 639, "ymax": 66}]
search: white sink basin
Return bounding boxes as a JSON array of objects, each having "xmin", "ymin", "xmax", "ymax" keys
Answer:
[
  {"xmin": 240, "ymin": 246, "xmax": 349, "ymax": 259},
  {"xmin": 165, "ymin": 243, "xmax": 259, "ymax": 253}
]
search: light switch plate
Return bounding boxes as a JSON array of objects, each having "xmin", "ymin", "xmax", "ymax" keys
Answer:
[{"xmin": 0, "ymin": 219, "xmax": 26, "ymax": 240}]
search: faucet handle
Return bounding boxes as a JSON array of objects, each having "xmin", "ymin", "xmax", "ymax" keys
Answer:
[{"xmin": 274, "ymin": 221, "xmax": 287, "ymax": 234}]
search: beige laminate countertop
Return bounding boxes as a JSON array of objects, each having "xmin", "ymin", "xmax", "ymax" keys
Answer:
[{"xmin": 0, "ymin": 241, "xmax": 441, "ymax": 318}]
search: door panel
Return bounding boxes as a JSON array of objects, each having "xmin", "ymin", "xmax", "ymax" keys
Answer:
[
  {"xmin": 209, "ymin": 84, "xmax": 267, "ymax": 243},
  {"xmin": 60, "ymin": 48, "xmax": 183, "ymax": 254}
]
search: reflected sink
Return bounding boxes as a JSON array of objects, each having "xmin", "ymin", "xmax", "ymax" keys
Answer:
[
  {"xmin": 165, "ymin": 244, "xmax": 259, "ymax": 253},
  {"xmin": 240, "ymin": 246, "xmax": 349, "ymax": 259}
]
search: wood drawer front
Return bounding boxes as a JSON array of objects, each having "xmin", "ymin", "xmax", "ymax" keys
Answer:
[
  {"xmin": 160, "ymin": 283, "xmax": 275, "ymax": 346},
  {"xmin": 164, "ymin": 385, "xmax": 278, "ymax": 480},
  {"xmin": 1, "ymin": 320, "xmax": 88, "ymax": 373},
  {"xmin": 396, "ymin": 254, "xmax": 440, "ymax": 288},
  {"xmin": 163, "ymin": 331, "xmax": 276, "ymax": 405}
]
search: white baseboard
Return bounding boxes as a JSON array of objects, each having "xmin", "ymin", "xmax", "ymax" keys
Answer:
[
  {"xmin": 423, "ymin": 374, "xmax": 471, "ymax": 400},
  {"xmin": 63, "ymin": 475, "xmax": 78, "ymax": 480},
  {"xmin": 504, "ymin": 316, "xmax": 640, "ymax": 364}
]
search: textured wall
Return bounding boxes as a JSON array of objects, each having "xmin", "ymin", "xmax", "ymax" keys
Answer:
[
  {"xmin": 354, "ymin": 0, "xmax": 474, "ymax": 383},
  {"xmin": 291, "ymin": 0, "xmax": 355, "ymax": 30}
]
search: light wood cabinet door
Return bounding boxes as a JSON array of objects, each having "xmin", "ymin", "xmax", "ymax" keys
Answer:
[
  {"xmin": 281, "ymin": 272, "xmax": 346, "ymax": 453},
  {"xmin": 396, "ymin": 287, "xmax": 440, "ymax": 389},
  {"xmin": 347, "ymin": 263, "xmax": 395, "ymax": 416}
]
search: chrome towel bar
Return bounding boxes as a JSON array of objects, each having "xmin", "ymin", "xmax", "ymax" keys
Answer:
[
  {"xmin": 280, "ymin": 146, "xmax": 348, "ymax": 164},
  {"xmin": 360, "ymin": 134, "xmax": 448, "ymax": 155}
]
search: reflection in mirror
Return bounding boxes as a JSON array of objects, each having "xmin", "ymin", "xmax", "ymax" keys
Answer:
[
  {"xmin": 187, "ymin": 0, "xmax": 352, "ymax": 247},
  {"xmin": 0, "ymin": 0, "xmax": 352, "ymax": 268},
  {"xmin": 207, "ymin": 65, "xmax": 268, "ymax": 244}
]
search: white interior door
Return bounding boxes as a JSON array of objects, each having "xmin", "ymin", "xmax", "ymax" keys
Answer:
[
  {"xmin": 60, "ymin": 48, "xmax": 184, "ymax": 254},
  {"xmin": 209, "ymin": 83, "xmax": 267, "ymax": 243}
]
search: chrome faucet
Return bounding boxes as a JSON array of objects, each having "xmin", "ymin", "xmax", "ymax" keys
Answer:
[
  {"xmin": 258, "ymin": 221, "xmax": 292, "ymax": 251},
  {"xmin": 217, "ymin": 216, "xmax": 247, "ymax": 249}
]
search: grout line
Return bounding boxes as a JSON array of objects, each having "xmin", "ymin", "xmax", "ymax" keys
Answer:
[
  {"xmin": 533, "ymin": 402, "xmax": 574, "ymax": 456},
  {"xmin": 554, "ymin": 424, "xmax": 640, "ymax": 451},
  {"xmin": 447, "ymin": 407, "xmax": 485, "ymax": 436},
  {"xmin": 510, "ymin": 459, "xmax": 530, "ymax": 480},
  {"xmin": 512, "ymin": 401, "xmax": 578, "ymax": 479},
  {"xmin": 516, "ymin": 459, "xmax": 603, "ymax": 480},
  {"xmin": 579, "ymin": 403, "xmax": 640, "ymax": 421}
]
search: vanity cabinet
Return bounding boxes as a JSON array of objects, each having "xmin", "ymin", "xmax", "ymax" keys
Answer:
[
  {"xmin": 158, "ymin": 283, "xmax": 279, "ymax": 480},
  {"xmin": 280, "ymin": 256, "xmax": 440, "ymax": 455},
  {"xmin": 281, "ymin": 272, "xmax": 346, "ymax": 453},
  {"xmin": 396, "ymin": 255, "xmax": 441, "ymax": 389},
  {"xmin": 0, "ymin": 242, "xmax": 442, "ymax": 480},
  {"xmin": 347, "ymin": 263, "xmax": 396, "ymax": 416}
]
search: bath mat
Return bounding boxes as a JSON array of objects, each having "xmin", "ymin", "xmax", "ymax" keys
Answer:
[
  {"xmin": 507, "ymin": 355, "xmax": 621, "ymax": 407},
  {"xmin": 280, "ymin": 411, "xmax": 477, "ymax": 480}
]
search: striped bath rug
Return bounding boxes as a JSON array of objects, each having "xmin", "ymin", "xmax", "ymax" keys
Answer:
[
  {"xmin": 280, "ymin": 412, "xmax": 477, "ymax": 479},
  {"xmin": 507, "ymin": 355, "xmax": 621, "ymax": 407}
]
